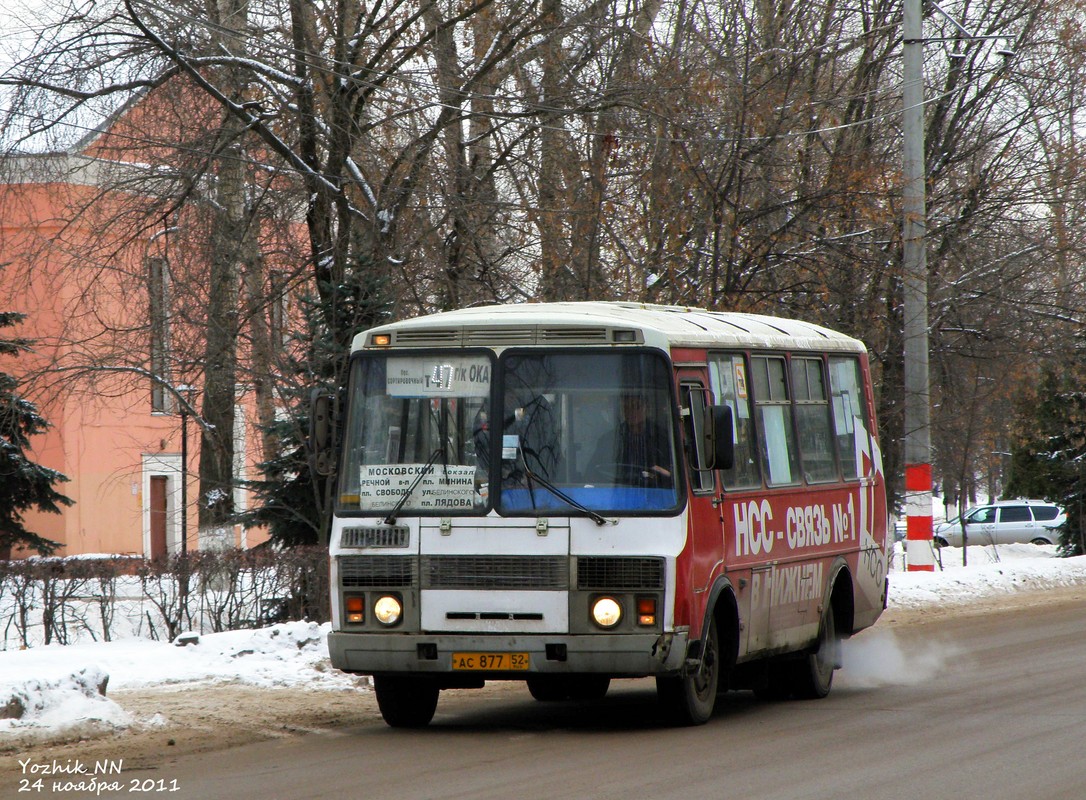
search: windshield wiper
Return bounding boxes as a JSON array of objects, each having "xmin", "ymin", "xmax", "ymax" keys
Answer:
[
  {"xmin": 383, "ymin": 446, "xmax": 444, "ymax": 525},
  {"xmin": 519, "ymin": 448, "xmax": 610, "ymax": 526}
]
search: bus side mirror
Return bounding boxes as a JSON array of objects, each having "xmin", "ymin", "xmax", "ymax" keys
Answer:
[
  {"xmin": 703, "ymin": 404, "xmax": 735, "ymax": 471},
  {"xmin": 310, "ymin": 390, "xmax": 336, "ymax": 477}
]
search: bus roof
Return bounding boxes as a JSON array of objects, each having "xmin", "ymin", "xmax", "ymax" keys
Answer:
[{"xmin": 357, "ymin": 301, "xmax": 867, "ymax": 354}]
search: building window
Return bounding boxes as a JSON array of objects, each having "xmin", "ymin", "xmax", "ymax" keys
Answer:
[
  {"xmin": 269, "ymin": 271, "xmax": 289, "ymax": 347},
  {"xmin": 149, "ymin": 257, "xmax": 172, "ymax": 412}
]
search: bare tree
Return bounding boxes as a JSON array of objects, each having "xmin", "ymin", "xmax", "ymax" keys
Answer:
[{"xmin": 4, "ymin": 0, "xmax": 1086, "ymax": 526}]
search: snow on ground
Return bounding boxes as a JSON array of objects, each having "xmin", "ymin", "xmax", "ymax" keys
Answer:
[
  {"xmin": 0, "ymin": 621, "xmax": 359, "ymax": 741},
  {"xmin": 890, "ymin": 542, "xmax": 1086, "ymax": 610},
  {"xmin": 3, "ymin": 543, "xmax": 1086, "ymax": 741}
]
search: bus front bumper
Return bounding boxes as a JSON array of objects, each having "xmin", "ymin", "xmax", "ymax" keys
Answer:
[{"xmin": 327, "ymin": 631, "xmax": 688, "ymax": 677}]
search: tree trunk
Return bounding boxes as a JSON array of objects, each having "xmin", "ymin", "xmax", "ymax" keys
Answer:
[{"xmin": 197, "ymin": 0, "xmax": 251, "ymax": 548}]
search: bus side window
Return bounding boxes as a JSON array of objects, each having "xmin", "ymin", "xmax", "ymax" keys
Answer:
[
  {"xmin": 791, "ymin": 357, "xmax": 838, "ymax": 483},
  {"xmin": 751, "ymin": 355, "xmax": 799, "ymax": 486},
  {"xmin": 828, "ymin": 356, "xmax": 871, "ymax": 480},
  {"xmin": 680, "ymin": 383, "xmax": 714, "ymax": 494},
  {"xmin": 708, "ymin": 355, "xmax": 760, "ymax": 489}
]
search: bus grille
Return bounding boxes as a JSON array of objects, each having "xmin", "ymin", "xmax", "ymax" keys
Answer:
[
  {"xmin": 577, "ymin": 557, "xmax": 665, "ymax": 590},
  {"xmin": 339, "ymin": 556, "xmax": 416, "ymax": 587},
  {"xmin": 421, "ymin": 555, "xmax": 568, "ymax": 590},
  {"xmin": 340, "ymin": 525, "xmax": 409, "ymax": 548},
  {"xmin": 539, "ymin": 326, "xmax": 609, "ymax": 343},
  {"xmin": 376, "ymin": 325, "xmax": 621, "ymax": 347},
  {"xmin": 463, "ymin": 328, "xmax": 535, "ymax": 346},
  {"xmin": 340, "ymin": 555, "xmax": 663, "ymax": 590},
  {"xmin": 388, "ymin": 328, "xmax": 459, "ymax": 346}
]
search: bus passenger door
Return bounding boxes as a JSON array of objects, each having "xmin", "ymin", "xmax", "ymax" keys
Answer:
[
  {"xmin": 677, "ymin": 376, "xmax": 724, "ymax": 637},
  {"xmin": 707, "ymin": 352, "xmax": 769, "ymax": 657}
]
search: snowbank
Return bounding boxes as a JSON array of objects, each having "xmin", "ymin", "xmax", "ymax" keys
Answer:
[
  {"xmin": 0, "ymin": 621, "xmax": 357, "ymax": 740},
  {"xmin": 888, "ymin": 542, "xmax": 1086, "ymax": 610},
  {"xmin": 0, "ymin": 666, "xmax": 131, "ymax": 740}
]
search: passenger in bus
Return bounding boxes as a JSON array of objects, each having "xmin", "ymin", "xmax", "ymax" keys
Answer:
[
  {"xmin": 591, "ymin": 394, "xmax": 672, "ymax": 486},
  {"xmin": 471, "ymin": 408, "xmax": 490, "ymax": 470}
]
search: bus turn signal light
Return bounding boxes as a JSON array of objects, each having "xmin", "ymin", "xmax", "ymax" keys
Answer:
[
  {"xmin": 346, "ymin": 595, "xmax": 364, "ymax": 623},
  {"xmin": 637, "ymin": 597, "xmax": 656, "ymax": 626}
]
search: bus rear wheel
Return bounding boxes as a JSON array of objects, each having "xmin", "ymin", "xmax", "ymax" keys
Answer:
[
  {"xmin": 657, "ymin": 615, "xmax": 719, "ymax": 725},
  {"xmin": 754, "ymin": 602, "xmax": 839, "ymax": 701},
  {"xmin": 793, "ymin": 602, "xmax": 838, "ymax": 699},
  {"xmin": 373, "ymin": 676, "xmax": 439, "ymax": 728}
]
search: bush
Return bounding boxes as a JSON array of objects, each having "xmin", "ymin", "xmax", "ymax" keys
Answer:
[{"xmin": 0, "ymin": 547, "xmax": 330, "ymax": 648}]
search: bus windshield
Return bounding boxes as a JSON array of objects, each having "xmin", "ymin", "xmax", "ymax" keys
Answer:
[
  {"xmin": 337, "ymin": 352, "xmax": 493, "ymax": 516},
  {"xmin": 498, "ymin": 351, "xmax": 680, "ymax": 515},
  {"xmin": 337, "ymin": 349, "xmax": 680, "ymax": 517}
]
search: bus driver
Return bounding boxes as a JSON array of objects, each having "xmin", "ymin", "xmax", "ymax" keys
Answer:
[{"xmin": 591, "ymin": 394, "xmax": 673, "ymax": 485}]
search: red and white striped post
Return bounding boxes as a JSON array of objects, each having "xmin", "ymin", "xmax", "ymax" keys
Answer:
[
  {"xmin": 903, "ymin": 0, "xmax": 934, "ymax": 571},
  {"xmin": 905, "ymin": 463, "xmax": 935, "ymax": 571}
]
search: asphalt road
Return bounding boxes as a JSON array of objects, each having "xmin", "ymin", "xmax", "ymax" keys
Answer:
[{"xmin": 50, "ymin": 600, "xmax": 1086, "ymax": 800}]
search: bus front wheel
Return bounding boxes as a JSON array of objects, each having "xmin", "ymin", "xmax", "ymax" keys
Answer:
[
  {"xmin": 657, "ymin": 615, "xmax": 719, "ymax": 725},
  {"xmin": 373, "ymin": 676, "xmax": 439, "ymax": 728}
]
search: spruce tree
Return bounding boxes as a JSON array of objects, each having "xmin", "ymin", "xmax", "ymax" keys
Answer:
[
  {"xmin": 1005, "ymin": 367, "xmax": 1086, "ymax": 556},
  {"xmin": 242, "ymin": 265, "xmax": 390, "ymax": 546},
  {"xmin": 0, "ymin": 311, "xmax": 71, "ymax": 556}
]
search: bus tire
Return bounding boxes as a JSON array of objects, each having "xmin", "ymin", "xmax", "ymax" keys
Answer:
[
  {"xmin": 657, "ymin": 614, "xmax": 719, "ymax": 725},
  {"xmin": 526, "ymin": 676, "xmax": 570, "ymax": 701},
  {"xmin": 567, "ymin": 675, "xmax": 610, "ymax": 700},
  {"xmin": 792, "ymin": 601, "xmax": 838, "ymax": 700},
  {"xmin": 373, "ymin": 676, "xmax": 439, "ymax": 728}
]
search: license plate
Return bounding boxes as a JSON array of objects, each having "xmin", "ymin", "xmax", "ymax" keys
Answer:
[{"xmin": 451, "ymin": 652, "xmax": 530, "ymax": 671}]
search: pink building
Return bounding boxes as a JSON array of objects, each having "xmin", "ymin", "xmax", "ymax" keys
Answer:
[{"xmin": 0, "ymin": 87, "xmax": 276, "ymax": 559}]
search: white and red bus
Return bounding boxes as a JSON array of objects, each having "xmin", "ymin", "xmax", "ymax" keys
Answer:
[{"xmin": 323, "ymin": 302, "xmax": 889, "ymax": 727}]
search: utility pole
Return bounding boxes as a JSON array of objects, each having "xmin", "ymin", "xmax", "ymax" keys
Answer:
[
  {"xmin": 902, "ymin": 0, "xmax": 935, "ymax": 571},
  {"xmin": 899, "ymin": 1, "xmax": 1013, "ymax": 570}
]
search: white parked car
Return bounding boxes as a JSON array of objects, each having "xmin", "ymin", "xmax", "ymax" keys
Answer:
[{"xmin": 933, "ymin": 500, "xmax": 1065, "ymax": 547}]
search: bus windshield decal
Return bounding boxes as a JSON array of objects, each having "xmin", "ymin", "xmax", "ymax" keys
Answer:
[
  {"xmin": 386, "ymin": 356, "xmax": 490, "ymax": 398},
  {"xmin": 357, "ymin": 463, "xmax": 477, "ymax": 512}
]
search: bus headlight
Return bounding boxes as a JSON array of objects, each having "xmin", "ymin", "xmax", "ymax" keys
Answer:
[
  {"xmin": 373, "ymin": 595, "xmax": 403, "ymax": 626},
  {"xmin": 591, "ymin": 596, "xmax": 622, "ymax": 629}
]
